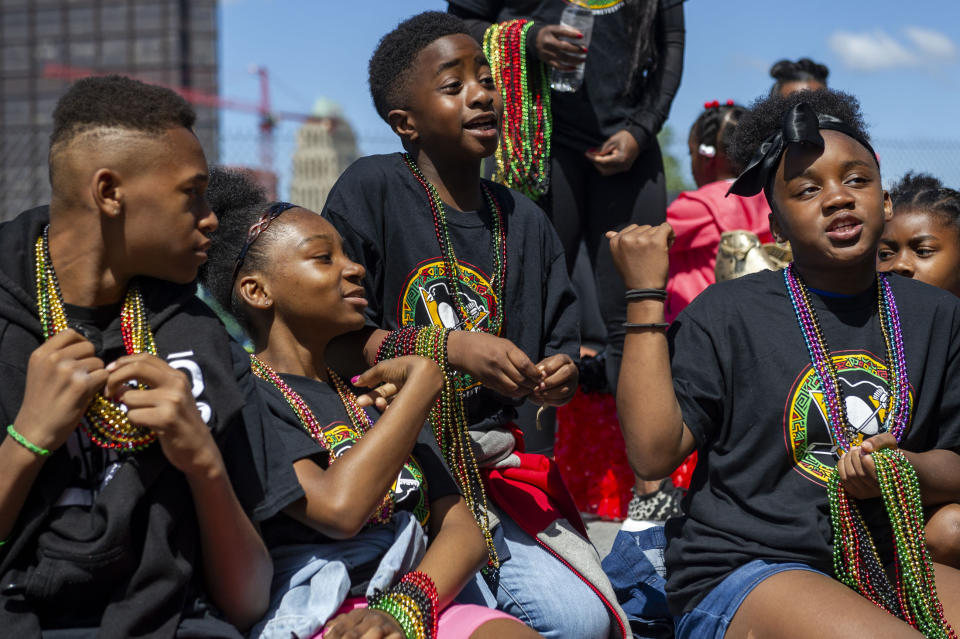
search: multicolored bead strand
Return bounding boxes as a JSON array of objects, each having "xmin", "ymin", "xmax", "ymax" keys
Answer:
[
  {"xmin": 249, "ymin": 355, "xmax": 395, "ymax": 526},
  {"xmin": 35, "ymin": 226, "xmax": 157, "ymax": 451},
  {"xmin": 367, "ymin": 570, "xmax": 439, "ymax": 639},
  {"xmin": 483, "ymin": 19, "xmax": 552, "ymax": 200},
  {"xmin": 786, "ymin": 264, "xmax": 953, "ymax": 634},
  {"xmin": 784, "ymin": 264, "xmax": 911, "ymax": 451},
  {"xmin": 829, "ymin": 450, "xmax": 955, "ymax": 636},
  {"xmin": 376, "ymin": 326, "xmax": 499, "ymax": 571},
  {"xmin": 402, "ymin": 153, "xmax": 507, "ymax": 337}
]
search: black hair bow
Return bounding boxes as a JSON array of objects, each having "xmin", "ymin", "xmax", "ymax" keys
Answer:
[{"xmin": 728, "ymin": 102, "xmax": 877, "ymax": 198}]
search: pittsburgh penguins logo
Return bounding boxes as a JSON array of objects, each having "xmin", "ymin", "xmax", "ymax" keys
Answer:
[
  {"xmin": 567, "ymin": 0, "xmax": 625, "ymax": 14},
  {"xmin": 398, "ymin": 259, "xmax": 500, "ymax": 334},
  {"xmin": 320, "ymin": 420, "xmax": 430, "ymax": 526},
  {"xmin": 783, "ymin": 351, "xmax": 913, "ymax": 485}
]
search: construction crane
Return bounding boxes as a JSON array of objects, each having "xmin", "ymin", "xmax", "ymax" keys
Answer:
[{"xmin": 42, "ymin": 62, "xmax": 313, "ymax": 172}]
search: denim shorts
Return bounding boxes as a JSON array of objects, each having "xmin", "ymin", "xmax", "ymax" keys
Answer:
[{"xmin": 675, "ymin": 560, "xmax": 828, "ymax": 639}]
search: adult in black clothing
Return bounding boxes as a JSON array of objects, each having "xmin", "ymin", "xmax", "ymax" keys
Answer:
[{"xmin": 448, "ymin": 0, "xmax": 685, "ymax": 395}]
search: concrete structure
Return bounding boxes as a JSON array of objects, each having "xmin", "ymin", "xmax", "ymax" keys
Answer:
[
  {"xmin": 0, "ymin": 0, "xmax": 219, "ymax": 220},
  {"xmin": 289, "ymin": 98, "xmax": 358, "ymax": 213}
]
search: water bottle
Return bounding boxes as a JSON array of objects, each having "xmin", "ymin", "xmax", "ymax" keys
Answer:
[{"xmin": 550, "ymin": 5, "xmax": 594, "ymax": 93}]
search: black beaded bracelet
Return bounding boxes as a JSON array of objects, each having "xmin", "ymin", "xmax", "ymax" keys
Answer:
[
  {"xmin": 625, "ymin": 288, "xmax": 667, "ymax": 301},
  {"xmin": 623, "ymin": 322, "xmax": 670, "ymax": 330}
]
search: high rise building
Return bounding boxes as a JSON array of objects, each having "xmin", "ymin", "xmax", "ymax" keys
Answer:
[
  {"xmin": 289, "ymin": 98, "xmax": 358, "ymax": 213},
  {"xmin": 0, "ymin": 0, "xmax": 218, "ymax": 220}
]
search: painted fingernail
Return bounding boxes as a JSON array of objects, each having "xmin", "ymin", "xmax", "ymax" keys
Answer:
[{"xmin": 350, "ymin": 375, "xmax": 360, "ymax": 385}]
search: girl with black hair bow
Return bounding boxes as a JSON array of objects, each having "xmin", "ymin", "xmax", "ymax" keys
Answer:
[{"xmin": 607, "ymin": 89, "xmax": 960, "ymax": 638}]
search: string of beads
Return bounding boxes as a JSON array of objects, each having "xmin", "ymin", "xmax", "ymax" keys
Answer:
[
  {"xmin": 35, "ymin": 226, "xmax": 157, "ymax": 451},
  {"xmin": 482, "ymin": 19, "xmax": 552, "ymax": 200},
  {"xmin": 377, "ymin": 326, "xmax": 499, "ymax": 571},
  {"xmin": 367, "ymin": 570, "xmax": 439, "ymax": 639},
  {"xmin": 785, "ymin": 264, "xmax": 953, "ymax": 634},
  {"xmin": 249, "ymin": 355, "xmax": 394, "ymax": 525}
]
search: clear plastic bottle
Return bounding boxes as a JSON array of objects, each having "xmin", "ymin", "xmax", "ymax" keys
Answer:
[{"xmin": 550, "ymin": 5, "xmax": 594, "ymax": 93}]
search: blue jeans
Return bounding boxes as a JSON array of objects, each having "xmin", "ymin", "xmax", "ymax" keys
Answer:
[
  {"xmin": 602, "ymin": 526, "xmax": 672, "ymax": 639},
  {"xmin": 675, "ymin": 559, "xmax": 827, "ymax": 639},
  {"xmin": 456, "ymin": 512, "xmax": 611, "ymax": 639}
]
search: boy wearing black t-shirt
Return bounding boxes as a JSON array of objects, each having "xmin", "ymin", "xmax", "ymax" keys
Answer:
[
  {"xmin": 0, "ymin": 77, "xmax": 290, "ymax": 637},
  {"xmin": 322, "ymin": 12, "xmax": 628, "ymax": 639}
]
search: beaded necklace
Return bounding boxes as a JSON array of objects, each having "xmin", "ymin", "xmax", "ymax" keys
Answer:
[
  {"xmin": 35, "ymin": 226, "xmax": 157, "ymax": 451},
  {"xmin": 402, "ymin": 153, "xmax": 507, "ymax": 336},
  {"xmin": 785, "ymin": 264, "xmax": 954, "ymax": 635},
  {"xmin": 784, "ymin": 264, "xmax": 910, "ymax": 450},
  {"xmin": 249, "ymin": 355, "xmax": 394, "ymax": 525},
  {"xmin": 482, "ymin": 19, "xmax": 552, "ymax": 200},
  {"xmin": 376, "ymin": 325, "xmax": 499, "ymax": 571}
]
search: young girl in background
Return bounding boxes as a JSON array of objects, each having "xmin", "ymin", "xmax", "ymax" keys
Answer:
[
  {"xmin": 879, "ymin": 172, "xmax": 960, "ymax": 568},
  {"xmin": 664, "ymin": 100, "xmax": 772, "ymax": 323}
]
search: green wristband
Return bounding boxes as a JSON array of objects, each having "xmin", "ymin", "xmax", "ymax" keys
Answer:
[{"xmin": 6, "ymin": 424, "xmax": 50, "ymax": 457}]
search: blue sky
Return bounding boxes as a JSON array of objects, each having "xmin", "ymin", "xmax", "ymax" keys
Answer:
[{"xmin": 219, "ymin": 0, "xmax": 960, "ymax": 194}]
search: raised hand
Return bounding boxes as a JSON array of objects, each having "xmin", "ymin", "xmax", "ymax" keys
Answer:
[
  {"xmin": 606, "ymin": 222, "xmax": 676, "ymax": 292},
  {"xmin": 13, "ymin": 329, "xmax": 108, "ymax": 453}
]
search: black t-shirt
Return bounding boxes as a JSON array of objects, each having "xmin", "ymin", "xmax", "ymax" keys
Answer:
[
  {"xmin": 448, "ymin": 0, "xmax": 685, "ymax": 151},
  {"xmin": 0, "ymin": 207, "xmax": 300, "ymax": 638},
  {"xmin": 256, "ymin": 373, "xmax": 460, "ymax": 552},
  {"xmin": 322, "ymin": 153, "xmax": 578, "ymax": 428},
  {"xmin": 663, "ymin": 269, "xmax": 960, "ymax": 615}
]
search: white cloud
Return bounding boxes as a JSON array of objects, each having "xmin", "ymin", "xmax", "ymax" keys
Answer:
[
  {"xmin": 829, "ymin": 27, "xmax": 958, "ymax": 72},
  {"xmin": 904, "ymin": 26, "xmax": 958, "ymax": 60},
  {"xmin": 828, "ymin": 30, "xmax": 919, "ymax": 71}
]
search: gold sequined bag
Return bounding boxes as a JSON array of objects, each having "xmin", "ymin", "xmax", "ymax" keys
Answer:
[{"xmin": 715, "ymin": 230, "xmax": 792, "ymax": 282}]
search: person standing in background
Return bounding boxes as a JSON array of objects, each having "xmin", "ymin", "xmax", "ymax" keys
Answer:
[{"xmin": 450, "ymin": 0, "xmax": 685, "ymax": 507}]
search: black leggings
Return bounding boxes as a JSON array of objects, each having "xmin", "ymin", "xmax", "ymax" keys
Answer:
[{"xmin": 547, "ymin": 140, "xmax": 667, "ymax": 391}]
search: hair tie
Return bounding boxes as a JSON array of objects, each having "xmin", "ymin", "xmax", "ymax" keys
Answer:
[
  {"xmin": 232, "ymin": 201, "xmax": 297, "ymax": 284},
  {"xmin": 728, "ymin": 102, "xmax": 878, "ymax": 198},
  {"xmin": 698, "ymin": 143, "xmax": 717, "ymax": 158}
]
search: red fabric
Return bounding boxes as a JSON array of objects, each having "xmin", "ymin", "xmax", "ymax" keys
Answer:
[
  {"xmin": 665, "ymin": 180, "xmax": 772, "ymax": 322},
  {"xmin": 484, "ymin": 449, "xmax": 588, "ymax": 539},
  {"xmin": 555, "ymin": 391, "xmax": 634, "ymax": 519},
  {"xmin": 555, "ymin": 391, "xmax": 696, "ymax": 519}
]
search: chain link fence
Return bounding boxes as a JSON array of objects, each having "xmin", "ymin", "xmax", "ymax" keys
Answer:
[{"xmin": 2, "ymin": 127, "xmax": 958, "ymax": 221}]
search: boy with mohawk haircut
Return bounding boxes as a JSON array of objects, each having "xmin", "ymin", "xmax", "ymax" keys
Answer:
[{"xmin": 0, "ymin": 76, "xmax": 293, "ymax": 637}]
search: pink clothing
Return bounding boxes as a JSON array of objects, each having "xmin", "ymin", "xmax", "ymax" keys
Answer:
[
  {"xmin": 317, "ymin": 598, "xmax": 520, "ymax": 637},
  {"xmin": 665, "ymin": 180, "xmax": 772, "ymax": 322}
]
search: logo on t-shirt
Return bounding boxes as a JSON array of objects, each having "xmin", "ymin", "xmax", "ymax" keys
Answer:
[
  {"xmin": 783, "ymin": 350, "xmax": 913, "ymax": 485},
  {"xmin": 567, "ymin": 0, "xmax": 625, "ymax": 13},
  {"xmin": 321, "ymin": 420, "xmax": 430, "ymax": 527},
  {"xmin": 398, "ymin": 258, "xmax": 500, "ymax": 335}
]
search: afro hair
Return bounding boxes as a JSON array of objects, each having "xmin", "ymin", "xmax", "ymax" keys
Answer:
[
  {"xmin": 199, "ymin": 166, "xmax": 271, "ymax": 334},
  {"xmin": 50, "ymin": 75, "xmax": 195, "ymax": 150},
  {"xmin": 729, "ymin": 89, "xmax": 870, "ymax": 176},
  {"xmin": 368, "ymin": 11, "xmax": 471, "ymax": 122}
]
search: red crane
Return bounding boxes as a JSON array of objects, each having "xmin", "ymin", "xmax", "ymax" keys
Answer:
[{"xmin": 42, "ymin": 63, "xmax": 313, "ymax": 171}]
